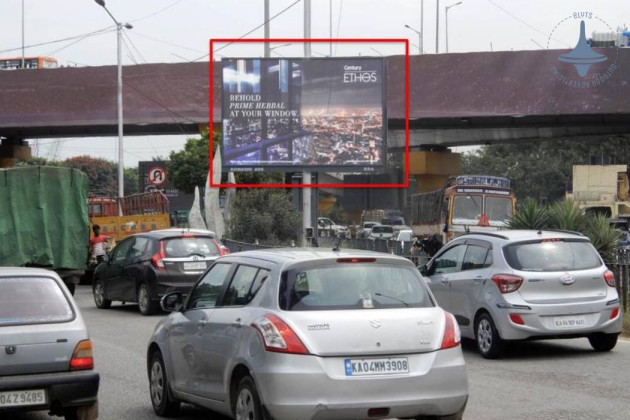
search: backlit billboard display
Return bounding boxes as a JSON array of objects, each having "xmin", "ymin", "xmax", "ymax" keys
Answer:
[{"xmin": 221, "ymin": 57, "xmax": 386, "ymax": 172}]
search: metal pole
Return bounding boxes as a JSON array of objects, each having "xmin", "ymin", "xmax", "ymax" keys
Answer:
[
  {"xmin": 329, "ymin": 0, "xmax": 332, "ymax": 57},
  {"xmin": 116, "ymin": 22, "xmax": 124, "ymax": 208},
  {"xmin": 446, "ymin": 5, "xmax": 449, "ymax": 53},
  {"xmin": 264, "ymin": 0, "xmax": 270, "ymax": 58},
  {"xmin": 21, "ymin": 0, "xmax": 25, "ymax": 69},
  {"xmin": 420, "ymin": 0, "xmax": 424, "ymax": 54},
  {"xmin": 302, "ymin": 0, "xmax": 312, "ymax": 246},
  {"xmin": 436, "ymin": 0, "xmax": 440, "ymax": 53}
]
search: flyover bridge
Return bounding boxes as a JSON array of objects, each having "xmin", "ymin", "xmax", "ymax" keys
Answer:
[{"xmin": 0, "ymin": 48, "xmax": 629, "ymax": 154}]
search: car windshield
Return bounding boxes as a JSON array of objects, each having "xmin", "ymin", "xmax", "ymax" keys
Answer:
[
  {"xmin": 0, "ymin": 277, "xmax": 74, "ymax": 325},
  {"xmin": 163, "ymin": 236, "xmax": 219, "ymax": 258},
  {"xmin": 485, "ymin": 196, "xmax": 513, "ymax": 226},
  {"xmin": 279, "ymin": 263, "xmax": 433, "ymax": 311},
  {"xmin": 452, "ymin": 195, "xmax": 482, "ymax": 224},
  {"xmin": 372, "ymin": 226, "xmax": 393, "ymax": 234},
  {"xmin": 503, "ymin": 240, "xmax": 602, "ymax": 272}
]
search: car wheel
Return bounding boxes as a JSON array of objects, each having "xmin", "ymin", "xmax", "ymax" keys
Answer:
[
  {"xmin": 138, "ymin": 283, "xmax": 158, "ymax": 315},
  {"xmin": 93, "ymin": 280, "xmax": 111, "ymax": 309},
  {"xmin": 149, "ymin": 350, "xmax": 180, "ymax": 417},
  {"xmin": 233, "ymin": 376, "xmax": 264, "ymax": 420},
  {"xmin": 475, "ymin": 313, "xmax": 504, "ymax": 359},
  {"xmin": 588, "ymin": 333, "xmax": 618, "ymax": 352}
]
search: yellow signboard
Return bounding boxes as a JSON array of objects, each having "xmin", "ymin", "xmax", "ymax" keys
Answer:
[{"xmin": 90, "ymin": 214, "xmax": 171, "ymax": 242}]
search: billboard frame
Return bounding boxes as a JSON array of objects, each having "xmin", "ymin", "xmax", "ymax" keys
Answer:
[{"xmin": 209, "ymin": 38, "xmax": 410, "ymax": 189}]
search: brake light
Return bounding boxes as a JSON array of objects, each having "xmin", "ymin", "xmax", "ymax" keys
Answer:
[
  {"xmin": 336, "ymin": 258, "xmax": 376, "ymax": 263},
  {"xmin": 151, "ymin": 241, "xmax": 166, "ymax": 270},
  {"xmin": 181, "ymin": 234, "xmax": 196, "ymax": 238},
  {"xmin": 440, "ymin": 312, "xmax": 461, "ymax": 349},
  {"xmin": 70, "ymin": 339, "xmax": 94, "ymax": 371},
  {"xmin": 252, "ymin": 314, "xmax": 309, "ymax": 355},
  {"xmin": 492, "ymin": 274, "xmax": 523, "ymax": 293},
  {"xmin": 604, "ymin": 270, "xmax": 615, "ymax": 287},
  {"xmin": 509, "ymin": 314, "xmax": 525, "ymax": 325},
  {"xmin": 611, "ymin": 308, "xmax": 620, "ymax": 320},
  {"xmin": 541, "ymin": 238, "xmax": 563, "ymax": 243},
  {"xmin": 214, "ymin": 239, "xmax": 229, "ymax": 256}
]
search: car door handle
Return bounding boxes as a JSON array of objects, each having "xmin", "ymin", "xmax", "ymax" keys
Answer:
[
  {"xmin": 233, "ymin": 318, "xmax": 243, "ymax": 328},
  {"xmin": 197, "ymin": 319, "xmax": 208, "ymax": 327},
  {"xmin": 473, "ymin": 276, "xmax": 484, "ymax": 283}
]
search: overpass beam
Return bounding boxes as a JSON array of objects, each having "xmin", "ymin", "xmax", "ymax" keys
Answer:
[
  {"xmin": 0, "ymin": 137, "xmax": 31, "ymax": 168},
  {"xmin": 409, "ymin": 150, "xmax": 461, "ymax": 192}
]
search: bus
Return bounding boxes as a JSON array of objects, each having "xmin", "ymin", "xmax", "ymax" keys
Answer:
[
  {"xmin": 0, "ymin": 56, "xmax": 58, "ymax": 70},
  {"xmin": 410, "ymin": 175, "xmax": 516, "ymax": 245}
]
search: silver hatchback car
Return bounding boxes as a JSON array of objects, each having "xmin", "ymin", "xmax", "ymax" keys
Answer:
[
  {"xmin": 147, "ymin": 249, "xmax": 468, "ymax": 420},
  {"xmin": 0, "ymin": 268, "xmax": 99, "ymax": 419},
  {"xmin": 419, "ymin": 230, "xmax": 623, "ymax": 359}
]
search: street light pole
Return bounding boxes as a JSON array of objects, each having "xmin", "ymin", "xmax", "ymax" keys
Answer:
[
  {"xmin": 404, "ymin": 25, "xmax": 422, "ymax": 55},
  {"xmin": 420, "ymin": 0, "xmax": 424, "ymax": 55},
  {"xmin": 436, "ymin": 0, "xmax": 440, "ymax": 53},
  {"xmin": 21, "ymin": 0, "xmax": 25, "ymax": 69},
  {"xmin": 94, "ymin": 0, "xmax": 132, "ymax": 211},
  {"xmin": 446, "ymin": 2, "xmax": 463, "ymax": 53}
]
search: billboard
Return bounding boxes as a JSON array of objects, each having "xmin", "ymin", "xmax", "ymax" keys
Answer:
[{"xmin": 221, "ymin": 57, "xmax": 386, "ymax": 172}]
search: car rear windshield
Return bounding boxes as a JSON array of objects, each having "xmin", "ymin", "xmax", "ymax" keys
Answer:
[
  {"xmin": 163, "ymin": 236, "xmax": 219, "ymax": 258},
  {"xmin": 279, "ymin": 263, "xmax": 434, "ymax": 311},
  {"xmin": 372, "ymin": 226, "xmax": 393, "ymax": 234},
  {"xmin": 0, "ymin": 277, "xmax": 74, "ymax": 326},
  {"xmin": 503, "ymin": 239, "xmax": 602, "ymax": 272}
]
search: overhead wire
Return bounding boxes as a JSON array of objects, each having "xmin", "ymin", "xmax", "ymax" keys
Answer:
[
  {"xmin": 0, "ymin": 26, "xmax": 115, "ymax": 55},
  {"xmin": 191, "ymin": 0, "xmax": 303, "ymax": 61},
  {"xmin": 334, "ymin": 0, "xmax": 344, "ymax": 56},
  {"xmin": 129, "ymin": 0, "xmax": 187, "ymax": 24}
]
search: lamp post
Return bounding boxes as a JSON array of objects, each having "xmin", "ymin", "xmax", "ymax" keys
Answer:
[
  {"xmin": 436, "ymin": 0, "xmax": 440, "ymax": 53},
  {"xmin": 404, "ymin": 24, "xmax": 422, "ymax": 54},
  {"xmin": 445, "ymin": 1, "xmax": 463, "ymax": 53},
  {"xmin": 94, "ymin": 0, "xmax": 132, "ymax": 209}
]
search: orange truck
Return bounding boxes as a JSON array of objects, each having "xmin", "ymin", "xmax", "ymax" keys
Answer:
[{"xmin": 88, "ymin": 191, "xmax": 171, "ymax": 243}]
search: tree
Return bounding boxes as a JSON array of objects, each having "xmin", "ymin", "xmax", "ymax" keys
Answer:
[
  {"xmin": 62, "ymin": 156, "xmax": 117, "ymax": 193},
  {"xmin": 168, "ymin": 133, "xmax": 212, "ymax": 194},
  {"xmin": 461, "ymin": 136, "xmax": 630, "ymax": 203},
  {"xmin": 124, "ymin": 167, "xmax": 139, "ymax": 195},
  {"xmin": 227, "ymin": 189, "xmax": 301, "ymax": 245}
]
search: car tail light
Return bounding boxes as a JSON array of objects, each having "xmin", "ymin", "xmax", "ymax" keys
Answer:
[
  {"xmin": 214, "ymin": 239, "xmax": 229, "ymax": 256},
  {"xmin": 492, "ymin": 274, "xmax": 523, "ymax": 294},
  {"xmin": 440, "ymin": 312, "xmax": 461, "ymax": 350},
  {"xmin": 604, "ymin": 270, "xmax": 615, "ymax": 287},
  {"xmin": 610, "ymin": 308, "xmax": 620, "ymax": 320},
  {"xmin": 151, "ymin": 241, "xmax": 166, "ymax": 270},
  {"xmin": 336, "ymin": 258, "xmax": 376, "ymax": 263},
  {"xmin": 509, "ymin": 314, "xmax": 525, "ymax": 325},
  {"xmin": 252, "ymin": 314, "xmax": 309, "ymax": 355},
  {"xmin": 70, "ymin": 339, "xmax": 94, "ymax": 371}
]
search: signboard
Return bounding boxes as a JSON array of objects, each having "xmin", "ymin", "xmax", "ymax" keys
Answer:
[
  {"xmin": 455, "ymin": 176, "xmax": 511, "ymax": 189},
  {"xmin": 138, "ymin": 161, "xmax": 194, "ymax": 212},
  {"xmin": 221, "ymin": 57, "xmax": 387, "ymax": 172}
]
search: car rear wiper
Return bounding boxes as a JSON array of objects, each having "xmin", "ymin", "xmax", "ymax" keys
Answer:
[
  {"xmin": 375, "ymin": 292, "xmax": 410, "ymax": 308},
  {"xmin": 186, "ymin": 252, "xmax": 207, "ymax": 258}
]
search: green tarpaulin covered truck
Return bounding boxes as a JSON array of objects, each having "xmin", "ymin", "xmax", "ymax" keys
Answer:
[{"xmin": 0, "ymin": 166, "xmax": 89, "ymax": 294}]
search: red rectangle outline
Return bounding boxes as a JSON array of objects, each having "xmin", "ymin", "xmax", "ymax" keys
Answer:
[{"xmin": 209, "ymin": 38, "xmax": 409, "ymax": 189}]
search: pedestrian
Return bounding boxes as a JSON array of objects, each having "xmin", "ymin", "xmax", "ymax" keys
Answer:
[{"xmin": 89, "ymin": 224, "xmax": 110, "ymax": 265}]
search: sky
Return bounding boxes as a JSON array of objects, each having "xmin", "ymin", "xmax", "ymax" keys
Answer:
[{"xmin": 1, "ymin": 0, "xmax": 629, "ymax": 167}]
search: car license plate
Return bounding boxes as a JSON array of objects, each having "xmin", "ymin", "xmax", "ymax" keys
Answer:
[
  {"xmin": 0, "ymin": 389, "xmax": 46, "ymax": 408},
  {"xmin": 183, "ymin": 262, "xmax": 206, "ymax": 270},
  {"xmin": 553, "ymin": 315, "xmax": 587, "ymax": 328},
  {"xmin": 344, "ymin": 357, "xmax": 409, "ymax": 376}
]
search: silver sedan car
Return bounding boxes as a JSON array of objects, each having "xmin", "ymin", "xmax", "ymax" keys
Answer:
[
  {"xmin": 420, "ymin": 230, "xmax": 623, "ymax": 358},
  {"xmin": 0, "ymin": 268, "xmax": 99, "ymax": 419},
  {"xmin": 147, "ymin": 249, "xmax": 468, "ymax": 420}
]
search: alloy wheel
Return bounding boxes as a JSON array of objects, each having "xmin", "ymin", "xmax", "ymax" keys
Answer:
[
  {"xmin": 477, "ymin": 318, "xmax": 493, "ymax": 353},
  {"xmin": 94, "ymin": 283, "xmax": 104, "ymax": 306},
  {"xmin": 150, "ymin": 360, "xmax": 164, "ymax": 407},
  {"xmin": 139, "ymin": 286, "xmax": 149, "ymax": 313},
  {"xmin": 235, "ymin": 388, "xmax": 256, "ymax": 420}
]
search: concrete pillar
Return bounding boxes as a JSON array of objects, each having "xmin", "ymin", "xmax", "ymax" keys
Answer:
[{"xmin": 409, "ymin": 150, "xmax": 461, "ymax": 192}]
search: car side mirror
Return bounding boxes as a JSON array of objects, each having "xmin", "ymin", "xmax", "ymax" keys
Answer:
[
  {"xmin": 418, "ymin": 264, "xmax": 429, "ymax": 276},
  {"xmin": 161, "ymin": 291, "xmax": 184, "ymax": 312}
]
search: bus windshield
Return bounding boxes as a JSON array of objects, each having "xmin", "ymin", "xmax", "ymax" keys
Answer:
[
  {"xmin": 485, "ymin": 196, "xmax": 513, "ymax": 226},
  {"xmin": 452, "ymin": 195, "xmax": 482, "ymax": 224}
]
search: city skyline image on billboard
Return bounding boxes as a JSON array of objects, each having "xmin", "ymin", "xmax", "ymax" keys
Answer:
[{"xmin": 221, "ymin": 57, "xmax": 386, "ymax": 172}]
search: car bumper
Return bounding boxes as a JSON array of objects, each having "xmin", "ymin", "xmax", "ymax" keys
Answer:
[
  {"xmin": 252, "ymin": 347, "xmax": 468, "ymax": 420},
  {"xmin": 492, "ymin": 298, "xmax": 623, "ymax": 340},
  {"xmin": 0, "ymin": 370, "xmax": 99, "ymax": 414},
  {"xmin": 154, "ymin": 280, "xmax": 197, "ymax": 300}
]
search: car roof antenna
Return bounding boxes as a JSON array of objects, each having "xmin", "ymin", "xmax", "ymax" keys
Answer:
[{"xmin": 332, "ymin": 237, "xmax": 342, "ymax": 252}]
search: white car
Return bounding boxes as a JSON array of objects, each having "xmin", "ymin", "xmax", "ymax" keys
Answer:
[
  {"xmin": 369, "ymin": 224, "xmax": 395, "ymax": 240},
  {"xmin": 317, "ymin": 217, "xmax": 348, "ymax": 237}
]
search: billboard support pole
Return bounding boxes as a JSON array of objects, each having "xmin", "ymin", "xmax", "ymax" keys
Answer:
[
  {"xmin": 264, "ymin": 0, "xmax": 270, "ymax": 58},
  {"xmin": 302, "ymin": 0, "xmax": 312, "ymax": 247}
]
